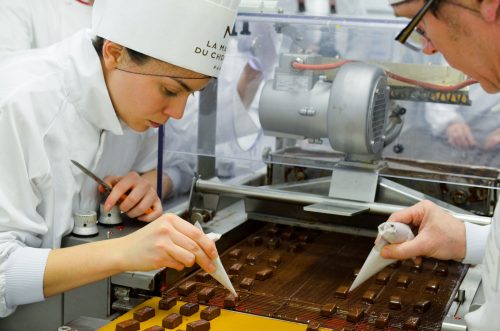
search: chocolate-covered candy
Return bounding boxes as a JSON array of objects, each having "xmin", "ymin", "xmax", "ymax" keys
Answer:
[
  {"xmin": 334, "ymin": 285, "xmax": 349, "ymax": 299},
  {"xmin": 267, "ymin": 227, "xmax": 279, "ymax": 236},
  {"xmin": 224, "ymin": 293, "xmax": 239, "ymax": 308},
  {"xmin": 266, "ymin": 237, "xmax": 281, "ymax": 249},
  {"xmin": 297, "ymin": 234, "xmax": 310, "ymax": 243},
  {"xmin": 228, "ymin": 248, "xmax": 242, "ymax": 259},
  {"xmin": 186, "ymin": 319, "xmax": 210, "ymax": 331},
  {"xmin": 268, "ymin": 254, "xmax": 281, "ymax": 267},
  {"xmin": 180, "ymin": 302, "xmax": 199, "ymax": 316},
  {"xmin": 434, "ymin": 264, "xmax": 448, "ymax": 276},
  {"xmin": 196, "ymin": 271, "xmax": 211, "ymax": 282},
  {"xmin": 178, "ymin": 281, "xmax": 196, "ymax": 296},
  {"xmin": 133, "ymin": 305, "xmax": 155, "ymax": 322},
  {"xmin": 375, "ymin": 271, "xmax": 390, "ymax": 285},
  {"xmin": 116, "ymin": 319, "xmax": 140, "ymax": 331},
  {"xmin": 362, "ymin": 290, "xmax": 377, "ymax": 304},
  {"xmin": 403, "ymin": 316, "xmax": 420, "ymax": 330},
  {"xmin": 389, "ymin": 260, "xmax": 402, "ymax": 268},
  {"xmin": 198, "ymin": 287, "xmax": 215, "ymax": 303},
  {"xmin": 396, "ymin": 275, "xmax": 411, "ymax": 289},
  {"xmin": 200, "ymin": 306, "xmax": 221, "ymax": 321},
  {"xmin": 410, "ymin": 260, "xmax": 423, "ymax": 273},
  {"xmin": 162, "ymin": 313, "xmax": 182, "ymax": 329},
  {"xmin": 255, "ymin": 267, "xmax": 273, "ymax": 281},
  {"xmin": 375, "ymin": 312, "xmax": 390, "ymax": 329},
  {"xmin": 246, "ymin": 252, "xmax": 258, "ymax": 265},
  {"xmin": 229, "ymin": 263, "xmax": 244, "ymax": 275},
  {"xmin": 240, "ymin": 277, "xmax": 254, "ymax": 290},
  {"xmin": 248, "ymin": 235, "xmax": 263, "ymax": 247},
  {"xmin": 287, "ymin": 242, "xmax": 304, "ymax": 253},
  {"xmin": 389, "ymin": 296, "xmax": 402, "ymax": 310},
  {"xmin": 413, "ymin": 300, "xmax": 432, "ymax": 313},
  {"xmin": 306, "ymin": 320, "xmax": 321, "ymax": 331},
  {"xmin": 346, "ymin": 308, "xmax": 364, "ymax": 323},
  {"xmin": 426, "ymin": 280, "xmax": 440, "ymax": 293},
  {"xmin": 281, "ymin": 230, "xmax": 294, "ymax": 240},
  {"xmin": 143, "ymin": 326, "xmax": 164, "ymax": 331},
  {"xmin": 159, "ymin": 297, "xmax": 177, "ymax": 310},
  {"xmin": 320, "ymin": 303, "xmax": 337, "ymax": 317}
]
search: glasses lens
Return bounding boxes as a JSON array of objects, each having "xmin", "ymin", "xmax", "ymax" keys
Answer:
[{"xmin": 400, "ymin": 28, "xmax": 426, "ymax": 52}]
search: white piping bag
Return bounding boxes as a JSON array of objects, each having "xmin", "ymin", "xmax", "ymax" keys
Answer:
[
  {"xmin": 349, "ymin": 222, "xmax": 415, "ymax": 292},
  {"xmin": 194, "ymin": 222, "xmax": 237, "ymax": 296}
]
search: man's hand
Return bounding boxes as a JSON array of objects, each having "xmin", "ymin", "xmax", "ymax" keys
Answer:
[
  {"xmin": 483, "ymin": 128, "xmax": 500, "ymax": 150},
  {"xmin": 102, "ymin": 172, "xmax": 162, "ymax": 222},
  {"xmin": 381, "ymin": 200, "xmax": 466, "ymax": 262},
  {"xmin": 446, "ymin": 123, "xmax": 477, "ymax": 148}
]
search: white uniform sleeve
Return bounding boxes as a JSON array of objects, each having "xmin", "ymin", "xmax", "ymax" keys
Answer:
[
  {"xmin": 0, "ymin": 0, "xmax": 33, "ymax": 53},
  {"xmin": 0, "ymin": 102, "xmax": 53, "ymax": 317},
  {"xmin": 463, "ymin": 222, "xmax": 491, "ymax": 265}
]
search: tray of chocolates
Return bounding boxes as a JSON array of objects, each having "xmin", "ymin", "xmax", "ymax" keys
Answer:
[{"xmin": 164, "ymin": 223, "xmax": 467, "ymax": 331}]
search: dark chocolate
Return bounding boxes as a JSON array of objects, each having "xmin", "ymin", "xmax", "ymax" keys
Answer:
[
  {"xmin": 389, "ymin": 296, "xmax": 402, "ymax": 310},
  {"xmin": 196, "ymin": 271, "xmax": 211, "ymax": 282},
  {"xmin": 346, "ymin": 308, "xmax": 364, "ymax": 323},
  {"xmin": 178, "ymin": 281, "xmax": 196, "ymax": 296},
  {"xmin": 180, "ymin": 302, "xmax": 199, "ymax": 316},
  {"xmin": 413, "ymin": 300, "xmax": 432, "ymax": 313},
  {"xmin": 228, "ymin": 248, "xmax": 242, "ymax": 259},
  {"xmin": 287, "ymin": 242, "xmax": 304, "ymax": 253},
  {"xmin": 334, "ymin": 285, "xmax": 349, "ymax": 299},
  {"xmin": 410, "ymin": 260, "xmax": 423, "ymax": 273},
  {"xmin": 224, "ymin": 293, "xmax": 239, "ymax": 308},
  {"xmin": 229, "ymin": 263, "xmax": 244, "ymax": 275},
  {"xmin": 267, "ymin": 227, "xmax": 279, "ymax": 236},
  {"xmin": 362, "ymin": 290, "xmax": 377, "ymax": 304},
  {"xmin": 396, "ymin": 275, "xmax": 411, "ymax": 289},
  {"xmin": 389, "ymin": 260, "xmax": 402, "ymax": 268},
  {"xmin": 375, "ymin": 312, "xmax": 390, "ymax": 329},
  {"xmin": 240, "ymin": 277, "xmax": 254, "ymax": 290},
  {"xmin": 297, "ymin": 234, "xmax": 310, "ymax": 243},
  {"xmin": 246, "ymin": 252, "xmax": 258, "ymax": 265},
  {"xmin": 200, "ymin": 306, "xmax": 221, "ymax": 321},
  {"xmin": 133, "ymin": 305, "xmax": 155, "ymax": 322},
  {"xmin": 403, "ymin": 316, "xmax": 420, "ymax": 330},
  {"xmin": 248, "ymin": 235, "xmax": 263, "ymax": 247},
  {"xmin": 142, "ymin": 326, "xmax": 164, "ymax": 331},
  {"xmin": 116, "ymin": 319, "xmax": 140, "ymax": 331},
  {"xmin": 186, "ymin": 319, "xmax": 210, "ymax": 331},
  {"xmin": 320, "ymin": 303, "xmax": 337, "ymax": 317},
  {"xmin": 281, "ymin": 230, "xmax": 294, "ymax": 240},
  {"xmin": 268, "ymin": 254, "xmax": 281, "ymax": 267},
  {"xmin": 198, "ymin": 287, "xmax": 215, "ymax": 303},
  {"xmin": 162, "ymin": 313, "xmax": 182, "ymax": 329},
  {"xmin": 426, "ymin": 280, "xmax": 440, "ymax": 293},
  {"xmin": 306, "ymin": 320, "xmax": 321, "ymax": 331},
  {"xmin": 375, "ymin": 271, "xmax": 390, "ymax": 285},
  {"xmin": 266, "ymin": 237, "xmax": 281, "ymax": 249},
  {"xmin": 255, "ymin": 267, "xmax": 273, "ymax": 281},
  {"xmin": 159, "ymin": 297, "xmax": 177, "ymax": 311},
  {"xmin": 434, "ymin": 264, "xmax": 448, "ymax": 276}
]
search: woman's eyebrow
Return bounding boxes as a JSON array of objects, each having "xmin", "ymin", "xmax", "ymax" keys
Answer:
[{"xmin": 170, "ymin": 77, "xmax": 194, "ymax": 93}]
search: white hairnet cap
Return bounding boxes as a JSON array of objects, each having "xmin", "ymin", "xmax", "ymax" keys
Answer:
[
  {"xmin": 92, "ymin": 0, "xmax": 241, "ymax": 77},
  {"xmin": 387, "ymin": 0, "xmax": 407, "ymax": 4}
]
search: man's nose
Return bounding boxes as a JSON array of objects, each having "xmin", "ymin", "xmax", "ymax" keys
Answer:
[{"xmin": 422, "ymin": 38, "xmax": 438, "ymax": 55}]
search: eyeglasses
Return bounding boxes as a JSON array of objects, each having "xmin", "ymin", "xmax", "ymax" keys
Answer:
[{"xmin": 395, "ymin": 0, "xmax": 439, "ymax": 51}]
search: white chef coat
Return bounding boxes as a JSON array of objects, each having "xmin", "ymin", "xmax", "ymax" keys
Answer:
[
  {"xmin": 0, "ymin": 30, "xmax": 158, "ymax": 317},
  {"xmin": 0, "ymin": 0, "xmax": 92, "ymax": 54},
  {"xmin": 0, "ymin": 0, "xmax": 189, "ymax": 195}
]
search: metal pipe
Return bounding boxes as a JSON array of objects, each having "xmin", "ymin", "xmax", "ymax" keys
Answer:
[{"xmin": 195, "ymin": 179, "xmax": 491, "ymax": 225}]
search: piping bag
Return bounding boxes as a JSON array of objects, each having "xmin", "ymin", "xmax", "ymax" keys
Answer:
[
  {"xmin": 349, "ymin": 222, "xmax": 415, "ymax": 292},
  {"xmin": 194, "ymin": 222, "xmax": 237, "ymax": 296}
]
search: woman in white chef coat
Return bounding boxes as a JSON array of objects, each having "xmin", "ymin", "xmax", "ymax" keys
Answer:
[{"xmin": 0, "ymin": 0, "xmax": 240, "ymax": 319}]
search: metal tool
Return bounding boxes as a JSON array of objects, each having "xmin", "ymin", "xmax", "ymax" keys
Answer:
[
  {"xmin": 349, "ymin": 222, "xmax": 415, "ymax": 292},
  {"xmin": 194, "ymin": 222, "xmax": 237, "ymax": 296},
  {"xmin": 71, "ymin": 160, "xmax": 153, "ymax": 215}
]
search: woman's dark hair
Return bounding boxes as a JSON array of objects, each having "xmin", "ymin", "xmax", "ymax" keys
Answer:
[{"xmin": 92, "ymin": 36, "xmax": 150, "ymax": 65}]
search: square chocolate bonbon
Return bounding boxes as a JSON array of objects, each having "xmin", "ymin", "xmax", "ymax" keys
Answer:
[
  {"xmin": 413, "ymin": 300, "xmax": 432, "ymax": 313},
  {"xmin": 320, "ymin": 303, "xmax": 337, "ymax": 317},
  {"xmin": 334, "ymin": 285, "xmax": 349, "ymax": 299},
  {"xmin": 396, "ymin": 275, "xmax": 411, "ymax": 289},
  {"xmin": 389, "ymin": 296, "xmax": 402, "ymax": 310},
  {"xmin": 362, "ymin": 290, "xmax": 377, "ymax": 304},
  {"xmin": 266, "ymin": 237, "xmax": 281, "ymax": 249},
  {"xmin": 159, "ymin": 297, "xmax": 177, "ymax": 310},
  {"xmin": 256, "ymin": 267, "xmax": 274, "ymax": 281},
  {"xmin": 248, "ymin": 235, "xmax": 263, "ymax": 247},
  {"xmin": 143, "ymin": 326, "xmax": 164, "ymax": 331},
  {"xmin": 306, "ymin": 320, "xmax": 321, "ymax": 331},
  {"xmin": 116, "ymin": 319, "xmax": 140, "ymax": 331},
  {"xmin": 346, "ymin": 308, "xmax": 364, "ymax": 323},
  {"xmin": 240, "ymin": 277, "xmax": 255, "ymax": 290},
  {"xmin": 268, "ymin": 254, "xmax": 281, "ymax": 267},
  {"xmin": 180, "ymin": 302, "xmax": 199, "ymax": 316},
  {"xmin": 403, "ymin": 316, "xmax": 420, "ymax": 330},
  {"xmin": 426, "ymin": 280, "xmax": 440, "ymax": 293},
  {"xmin": 196, "ymin": 271, "xmax": 211, "ymax": 282},
  {"xmin": 200, "ymin": 306, "xmax": 221, "ymax": 321},
  {"xmin": 133, "ymin": 305, "xmax": 155, "ymax": 321},
  {"xmin": 224, "ymin": 293, "xmax": 239, "ymax": 308},
  {"xmin": 198, "ymin": 287, "xmax": 215, "ymax": 303},
  {"xmin": 229, "ymin": 263, "xmax": 244, "ymax": 275},
  {"xmin": 162, "ymin": 313, "xmax": 182, "ymax": 329},
  {"xmin": 186, "ymin": 319, "xmax": 210, "ymax": 331},
  {"xmin": 375, "ymin": 271, "xmax": 390, "ymax": 285},
  {"xmin": 434, "ymin": 264, "xmax": 448, "ymax": 276},
  {"xmin": 178, "ymin": 281, "xmax": 196, "ymax": 296},
  {"xmin": 375, "ymin": 312, "xmax": 390, "ymax": 329},
  {"xmin": 246, "ymin": 252, "xmax": 258, "ymax": 265},
  {"xmin": 228, "ymin": 248, "xmax": 242, "ymax": 259}
]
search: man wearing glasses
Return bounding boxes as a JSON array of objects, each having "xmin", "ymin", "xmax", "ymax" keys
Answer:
[{"xmin": 382, "ymin": 1, "xmax": 499, "ymax": 330}]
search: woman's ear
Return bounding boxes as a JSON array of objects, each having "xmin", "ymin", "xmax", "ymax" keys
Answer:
[
  {"xmin": 479, "ymin": 0, "xmax": 500, "ymax": 22},
  {"xmin": 102, "ymin": 41, "xmax": 125, "ymax": 70}
]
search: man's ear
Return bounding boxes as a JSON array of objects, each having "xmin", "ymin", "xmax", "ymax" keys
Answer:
[
  {"xmin": 479, "ymin": 0, "xmax": 500, "ymax": 22},
  {"xmin": 102, "ymin": 41, "xmax": 125, "ymax": 70}
]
